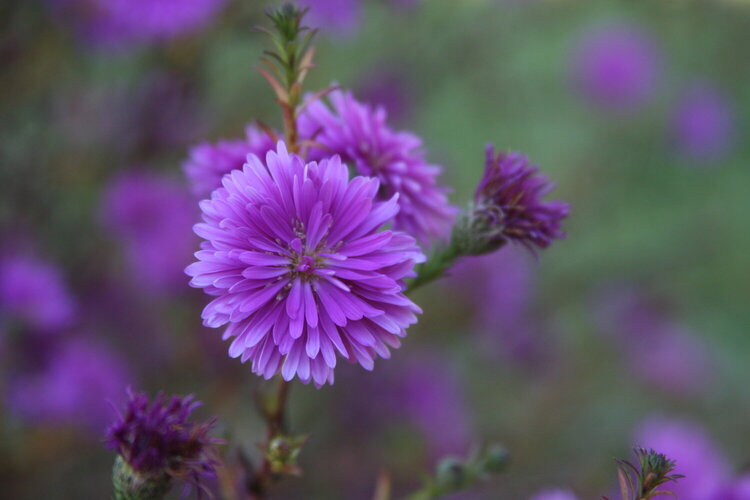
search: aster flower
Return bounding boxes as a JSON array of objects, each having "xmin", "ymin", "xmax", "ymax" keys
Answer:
[
  {"xmin": 183, "ymin": 125, "xmax": 277, "ymax": 197},
  {"xmin": 102, "ymin": 171, "xmax": 196, "ymax": 295},
  {"xmin": 106, "ymin": 389, "xmax": 222, "ymax": 499},
  {"xmin": 671, "ymin": 83, "xmax": 736, "ymax": 163},
  {"xmin": 186, "ymin": 142, "xmax": 424, "ymax": 387},
  {"xmin": 570, "ymin": 22, "xmax": 661, "ymax": 111},
  {"xmin": 530, "ymin": 490, "xmax": 580, "ymax": 500},
  {"xmin": 594, "ymin": 286, "xmax": 714, "ymax": 396},
  {"xmin": 470, "ymin": 145, "xmax": 569, "ymax": 253},
  {"xmin": 299, "ymin": 89, "xmax": 457, "ymax": 243},
  {"xmin": 47, "ymin": 0, "xmax": 228, "ymax": 47},
  {"xmin": 297, "ymin": 0, "xmax": 361, "ymax": 36},
  {"xmin": 7, "ymin": 338, "xmax": 130, "ymax": 429},
  {"xmin": 0, "ymin": 254, "xmax": 76, "ymax": 331}
]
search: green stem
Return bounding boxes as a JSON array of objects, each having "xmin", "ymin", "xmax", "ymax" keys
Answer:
[{"xmin": 112, "ymin": 456, "xmax": 171, "ymax": 500}]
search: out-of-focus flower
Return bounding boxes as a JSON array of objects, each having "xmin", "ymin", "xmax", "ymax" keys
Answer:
[
  {"xmin": 186, "ymin": 143, "xmax": 425, "ymax": 387},
  {"xmin": 298, "ymin": 0, "xmax": 361, "ymax": 36},
  {"xmin": 47, "ymin": 0, "xmax": 228, "ymax": 47},
  {"xmin": 398, "ymin": 354, "xmax": 472, "ymax": 457},
  {"xmin": 450, "ymin": 246, "xmax": 533, "ymax": 330},
  {"xmin": 722, "ymin": 476, "xmax": 750, "ymax": 500},
  {"xmin": 671, "ymin": 83, "xmax": 736, "ymax": 163},
  {"xmin": 55, "ymin": 72, "xmax": 204, "ymax": 155},
  {"xmin": 356, "ymin": 69, "xmax": 412, "ymax": 123},
  {"xmin": 106, "ymin": 389, "xmax": 222, "ymax": 498},
  {"xmin": 183, "ymin": 125, "xmax": 276, "ymax": 197},
  {"xmin": 595, "ymin": 287, "xmax": 714, "ymax": 396},
  {"xmin": 446, "ymin": 247, "xmax": 548, "ymax": 366},
  {"xmin": 635, "ymin": 416, "xmax": 731, "ymax": 500},
  {"xmin": 102, "ymin": 171, "xmax": 196, "ymax": 295},
  {"xmin": 0, "ymin": 254, "xmax": 76, "ymax": 331},
  {"xmin": 530, "ymin": 490, "xmax": 579, "ymax": 500},
  {"xmin": 299, "ymin": 89, "xmax": 457, "ymax": 243},
  {"xmin": 7, "ymin": 339, "xmax": 130, "ymax": 429},
  {"xmin": 570, "ymin": 22, "xmax": 661, "ymax": 111},
  {"xmin": 469, "ymin": 146, "xmax": 568, "ymax": 254}
]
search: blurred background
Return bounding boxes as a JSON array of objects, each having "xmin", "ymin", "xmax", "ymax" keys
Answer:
[{"xmin": 1, "ymin": 0, "xmax": 749, "ymax": 498}]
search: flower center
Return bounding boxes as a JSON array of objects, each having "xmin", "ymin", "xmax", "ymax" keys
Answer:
[{"xmin": 294, "ymin": 255, "xmax": 316, "ymax": 273}]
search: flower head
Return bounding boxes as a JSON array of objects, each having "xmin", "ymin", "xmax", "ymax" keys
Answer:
[
  {"xmin": 299, "ymin": 89, "xmax": 457, "ymax": 242},
  {"xmin": 471, "ymin": 145, "xmax": 568, "ymax": 253},
  {"xmin": 530, "ymin": 490, "xmax": 579, "ymax": 500},
  {"xmin": 186, "ymin": 142, "xmax": 424, "ymax": 387},
  {"xmin": 595, "ymin": 286, "xmax": 714, "ymax": 396},
  {"xmin": 183, "ymin": 125, "xmax": 277, "ymax": 197},
  {"xmin": 570, "ymin": 22, "xmax": 661, "ymax": 111},
  {"xmin": 0, "ymin": 254, "xmax": 76, "ymax": 331},
  {"xmin": 47, "ymin": 0, "xmax": 228, "ymax": 47},
  {"xmin": 106, "ymin": 389, "xmax": 222, "ymax": 496},
  {"xmin": 297, "ymin": 0, "xmax": 361, "ymax": 36},
  {"xmin": 7, "ymin": 338, "xmax": 130, "ymax": 429},
  {"xmin": 671, "ymin": 83, "xmax": 736, "ymax": 163},
  {"xmin": 102, "ymin": 171, "xmax": 196, "ymax": 295}
]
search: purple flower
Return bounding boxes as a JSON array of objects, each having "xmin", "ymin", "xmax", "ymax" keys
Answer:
[
  {"xmin": 299, "ymin": 89, "xmax": 457, "ymax": 243},
  {"xmin": 102, "ymin": 171, "xmax": 196, "ymax": 295},
  {"xmin": 398, "ymin": 354, "xmax": 472, "ymax": 457},
  {"xmin": 355, "ymin": 69, "xmax": 412, "ymax": 123},
  {"xmin": 7, "ymin": 339, "xmax": 131, "ymax": 429},
  {"xmin": 474, "ymin": 146, "xmax": 569, "ymax": 252},
  {"xmin": 530, "ymin": 490, "xmax": 579, "ymax": 500},
  {"xmin": 570, "ymin": 22, "xmax": 661, "ymax": 111},
  {"xmin": 722, "ymin": 476, "xmax": 750, "ymax": 500},
  {"xmin": 595, "ymin": 287, "xmax": 713, "ymax": 396},
  {"xmin": 47, "ymin": 0, "xmax": 228, "ymax": 47},
  {"xmin": 0, "ymin": 254, "xmax": 76, "ymax": 331},
  {"xmin": 298, "ymin": 0, "xmax": 361, "ymax": 36},
  {"xmin": 183, "ymin": 124, "xmax": 277, "ymax": 197},
  {"xmin": 635, "ymin": 416, "xmax": 730, "ymax": 500},
  {"xmin": 447, "ymin": 247, "xmax": 547, "ymax": 366},
  {"xmin": 106, "ymin": 389, "xmax": 222, "ymax": 496},
  {"xmin": 671, "ymin": 84, "xmax": 736, "ymax": 163},
  {"xmin": 186, "ymin": 142, "xmax": 425, "ymax": 387}
]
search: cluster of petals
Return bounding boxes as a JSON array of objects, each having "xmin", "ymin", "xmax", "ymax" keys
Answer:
[
  {"xmin": 183, "ymin": 124, "xmax": 276, "ymax": 197},
  {"xmin": 475, "ymin": 145, "xmax": 569, "ymax": 251},
  {"xmin": 298, "ymin": 89, "xmax": 457, "ymax": 243},
  {"xmin": 106, "ymin": 389, "xmax": 221, "ymax": 495},
  {"xmin": 186, "ymin": 142, "xmax": 424, "ymax": 386}
]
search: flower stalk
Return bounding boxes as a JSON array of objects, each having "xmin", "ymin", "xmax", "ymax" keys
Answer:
[{"xmin": 257, "ymin": 4, "xmax": 318, "ymax": 152}]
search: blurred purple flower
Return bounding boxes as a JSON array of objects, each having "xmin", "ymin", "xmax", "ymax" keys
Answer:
[
  {"xmin": 475, "ymin": 146, "xmax": 569, "ymax": 252},
  {"xmin": 398, "ymin": 354, "xmax": 472, "ymax": 457},
  {"xmin": 102, "ymin": 171, "xmax": 196, "ymax": 295},
  {"xmin": 671, "ymin": 83, "xmax": 736, "ymax": 163},
  {"xmin": 595, "ymin": 287, "xmax": 713, "ymax": 396},
  {"xmin": 451, "ymin": 247, "xmax": 534, "ymax": 328},
  {"xmin": 7, "ymin": 339, "xmax": 130, "ymax": 429},
  {"xmin": 106, "ymin": 389, "xmax": 221, "ymax": 496},
  {"xmin": 635, "ymin": 416, "xmax": 730, "ymax": 500},
  {"xmin": 0, "ymin": 254, "xmax": 76, "ymax": 331},
  {"xmin": 722, "ymin": 476, "xmax": 750, "ymax": 500},
  {"xmin": 570, "ymin": 22, "xmax": 661, "ymax": 111},
  {"xmin": 298, "ymin": 0, "xmax": 361, "ymax": 36},
  {"xmin": 356, "ymin": 69, "xmax": 412, "ymax": 123},
  {"xmin": 47, "ymin": 0, "xmax": 228, "ymax": 47},
  {"xmin": 446, "ymin": 247, "xmax": 549, "ymax": 366},
  {"xmin": 300, "ymin": 89, "xmax": 457, "ymax": 242},
  {"xmin": 186, "ymin": 143, "xmax": 425, "ymax": 387},
  {"xmin": 183, "ymin": 124, "xmax": 277, "ymax": 197},
  {"xmin": 530, "ymin": 490, "xmax": 579, "ymax": 500}
]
